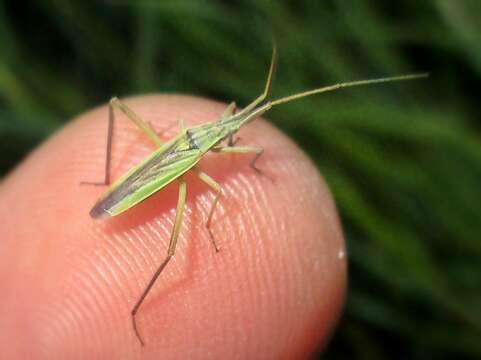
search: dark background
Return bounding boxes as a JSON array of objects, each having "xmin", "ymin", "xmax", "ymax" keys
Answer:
[{"xmin": 1, "ymin": 1, "xmax": 480, "ymax": 358}]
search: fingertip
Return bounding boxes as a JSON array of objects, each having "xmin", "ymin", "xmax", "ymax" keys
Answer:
[{"xmin": 0, "ymin": 95, "xmax": 346, "ymax": 358}]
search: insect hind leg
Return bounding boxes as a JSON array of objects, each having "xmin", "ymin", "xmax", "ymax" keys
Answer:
[{"xmin": 131, "ymin": 177, "xmax": 187, "ymax": 346}]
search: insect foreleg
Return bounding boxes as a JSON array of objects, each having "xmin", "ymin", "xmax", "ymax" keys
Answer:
[
  {"xmin": 219, "ymin": 102, "xmax": 241, "ymax": 146},
  {"xmin": 194, "ymin": 169, "xmax": 223, "ymax": 252},
  {"xmin": 131, "ymin": 177, "xmax": 187, "ymax": 346},
  {"xmin": 212, "ymin": 145, "xmax": 265, "ymax": 174},
  {"xmin": 221, "ymin": 101, "xmax": 237, "ymax": 119}
]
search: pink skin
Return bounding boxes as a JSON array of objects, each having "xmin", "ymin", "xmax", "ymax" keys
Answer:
[{"xmin": 0, "ymin": 95, "xmax": 347, "ymax": 359}]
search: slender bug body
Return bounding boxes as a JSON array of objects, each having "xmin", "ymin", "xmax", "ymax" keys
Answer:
[
  {"xmin": 84, "ymin": 47, "xmax": 427, "ymax": 346},
  {"xmin": 91, "ymin": 117, "xmax": 240, "ymax": 218}
]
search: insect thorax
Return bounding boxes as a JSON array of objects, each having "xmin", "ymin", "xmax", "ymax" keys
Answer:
[{"xmin": 186, "ymin": 121, "xmax": 234, "ymax": 153}]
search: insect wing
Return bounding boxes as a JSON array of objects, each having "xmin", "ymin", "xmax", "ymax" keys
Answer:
[{"xmin": 91, "ymin": 145, "xmax": 201, "ymax": 218}]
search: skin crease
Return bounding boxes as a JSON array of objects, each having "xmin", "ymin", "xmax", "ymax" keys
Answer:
[{"xmin": 0, "ymin": 95, "xmax": 347, "ymax": 360}]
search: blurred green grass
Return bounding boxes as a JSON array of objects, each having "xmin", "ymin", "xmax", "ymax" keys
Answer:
[{"xmin": 1, "ymin": 0, "xmax": 480, "ymax": 358}]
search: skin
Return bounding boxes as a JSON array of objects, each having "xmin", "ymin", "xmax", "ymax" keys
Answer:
[{"xmin": 0, "ymin": 95, "xmax": 347, "ymax": 359}]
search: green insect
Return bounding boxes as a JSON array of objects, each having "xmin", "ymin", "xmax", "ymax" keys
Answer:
[{"xmin": 84, "ymin": 47, "xmax": 427, "ymax": 345}]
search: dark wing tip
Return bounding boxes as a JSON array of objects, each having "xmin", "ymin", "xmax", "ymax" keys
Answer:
[{"xmin": 89, "ymin": 203, "xmax": 110, "ymax": 219}]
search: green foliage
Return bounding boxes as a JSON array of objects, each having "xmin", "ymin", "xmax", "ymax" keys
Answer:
[{"xmin": 1, "ymin": 0, "xmax": 480, "ymax": 358}]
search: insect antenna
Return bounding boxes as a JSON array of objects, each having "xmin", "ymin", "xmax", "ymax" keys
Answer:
[
  {"xmin": 269, "ymin": 73, "xmax": 429, "ymax": 107},
  {"xmin": 236, "ymin": 73, "xmax": 428, "ymax": 128},
  {"xmin": 236, "ymin": 46, "xmax": 278, "ymax": 116}
]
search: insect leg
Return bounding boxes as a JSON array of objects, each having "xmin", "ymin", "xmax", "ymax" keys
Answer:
[
  {"xmin": 80, "ymin": 100, "xmax": 116, "ymax": 186},
  {"xmin": 110, "ymin": 97, "xmax": 163, "ymax": 147},
  {"xmin": 226, "ymin": 131, "xmax": 241, "ymax": 148},
  {"xmin": 227, "ymin": 134, "xmax": 241, "ymax": 147},
  {"xmin": 81, "ymin": 97, "xmax": 166, "ymax": 186},
  {"xmin": 221, "ymin": 101, "xmax": 237, "ymax": 119},
  {"xmin": 220, "ymin": 102, "xmax": 241, "ymax": 146},
  {"xmin": 131, "ymin": 177, "xmax": 187, "ymax": 346},
  {"xmin": 212, "ymin": 145, "xmax": 265, "ymax": 175},
  {"xmin": 193, "ymin": 169, "xmax": 222, "ymax": 252}
]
